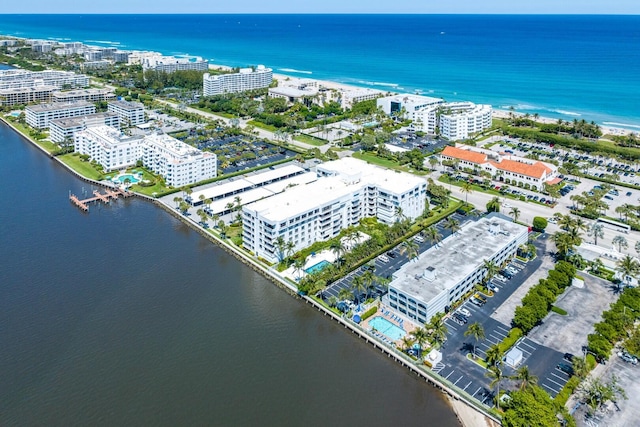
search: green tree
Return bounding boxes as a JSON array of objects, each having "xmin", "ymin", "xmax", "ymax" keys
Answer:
[
  {"xmin": 485, "ymin": 365, "xmax": 508, "ymax": 410},
  {"xmin": 512, "ymin": 365, "xmax": 538, "ymax": 391},
  {"xmin": 464, "ymin": 321, "xmax": 485, "ymax": 359},
  {"xmin": 588, "ymin": 222, "xmax": 604, "ymax": 246},
  {"xmin": 502, "ymin": 386, "xmax": 562, "ymax": 427},
  {"xmin": 400, "ymin": 238, "xmax": 420, "ymax": 262},
  {"xmin": 423, "ymin": 226, "xmax": 442, "ymax": 246},
  {"xmin": 486, "ymin": 196, "xmax": 502, "ymax": 213},
  {"xmin": 613, "ymin": 235, "xmax": 628, "ymax": 253},
  {"xmin": 274, "ymin": 236, "xmax": 287, "ymax": 263},
  {"xmin": 485, "ymin": 344, "xmax": 504, "ymax": 367},
  {"xmin": 461, "ymin": 181, "xmax": 473, "ymax": 204},
  {"xmin": 616, "ymin": 254, "xmax": 640, "ymax": 287},
  {"xmin": 444, "ymin": 217, "xmax": 460, "ymax": 236},
  {"xmin": 532, "ymin": 216, "xmax": 547, "ymax": 232},
  {"xmin": 509, "ymin": 206, "xmax": 521, "ymax": 223}
]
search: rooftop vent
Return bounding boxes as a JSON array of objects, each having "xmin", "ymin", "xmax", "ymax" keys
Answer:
[
  {"xmin": 488, "ymin": 222, "xmax": 501, "ymax": 235},
  {"xmin": 423, "ymin": 266, "xmax": 437, "ymax": 282}
]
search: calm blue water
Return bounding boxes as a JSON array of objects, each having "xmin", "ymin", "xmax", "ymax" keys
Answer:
[
  {"xmin": 0, "ymin": 121, "xmax": 459, "ymax": 425},
  {"xmin": 369, "ymin": 316, "xmax": 406, "ymax": 341},
  {"xmin": 0, "ymin": 14, "xmax": 639, "ymax": 127}
]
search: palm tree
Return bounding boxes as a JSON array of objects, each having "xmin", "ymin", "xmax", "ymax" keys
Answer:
[
  {"xmin": 400, "ymin": 335, "xmax": 416, "ymax": 352},
  {"xmin": 330, "ymin": 240, "xmax": 346, "ymax": 264},
  {"xmin": 285, "ymin": 240, "xmax": 295, "ymax": 259},
  {"xmin": 482, "ymin": 259, "xmax": 499, "ymax": 285},
  {"xmin": 394, "ymin": 206, "xmax": 405, "ymax": 223},
  {"xmin": 338, "ymin": 288, "xmax": 352, "ymax": 302},
  {"xmin": 485, "ymin": 344, "xmax": 504, "ymax": 367},
  {"xmin": 430, "ymin": 317, "xmax": 449, "ymax": 349},
  {"xmin": 613, "ymin": 235, "xmax": 628, "ymax": 253},
  {"xmin": 616, "ymin": 254, "xmax": 640, "ymax": 287},
  {"xmin": 350, "ymin": 275, "xmax": 367, "ymax": 303},
  {"xmin": 217, "ymin": 220, "xmax": 228, "ymax": 239},
  {"xmin": 509, "ymin": 206, "xmax": 521, "ymax": 223},
  {"xmin": 464, "ymin": 322, "xmax": 485, "ymax": 359},
  {"xmin": 423, "ymin": 226, "xmax": 442, "ymax": 247},
  {"xmin": 461, "ymin": 181, "xmax": 473, "ymax": 204},
  {"xmin": 571, "ymin": 356, "xmax": 589, "ymax": 379},
  {"xmin": 512, "ymin": 365, "xmax": 538, "ymax": 391},
  {"xmin": 444, "ymin": 217, "xmax": 460, "ymax": 236},
  {"xmin": 428, "ymin": 156, "xmax": 439, "ymax": 171},
  {"xmin": 553, "ymin": 231, "xmax": 576, "ymax": 259},
  {"xmin": 400, "ymin": 239, "xmax": 420, "ymax": 262},
  {"xmin": 486, "ymin": 196, "xmax": 501, "ymax": 213},
  {"xmin": 172, "ymin": 196, "xmax": 183, "ymax": 209},
  {"xmin": 485, "ymin": 365, "xmax": 507, "ymax": 410},
  {"xmin": 274, "ymin": 236, "xmax": 287, "ymax": 262},
  {"xmin": 588, "ymin": 223, "xmax": 604, "ymax": 246},
  {"xmin": 635, "ymin": 241, "xmax": 640, "ymax": 257},
  {"xmin": 412, "ymin": 327, "xmax": 429, "ymax": 357},
  {"xmin": 292, "ymin": 257, "xmax": 307, "ymax": 280},
  {"xmin": 361, "ymin": 270, "xmax": 376, "ymax": 299}
]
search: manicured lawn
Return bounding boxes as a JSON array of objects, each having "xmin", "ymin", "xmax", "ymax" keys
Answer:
[
  {"xmin": 5, "ymin": 120, "xmax": 58, "ymax": 154},
  {"xmin": 294, "ymin": 134, "xmax": 327, "ymax": 146},
  {"xmin": 247, "ymin": 120, "xmax": 278, "ymax": 132},
  {"xmin": 352, "ymin": 152, "xmax": 406, "ymax": 171},
  {"xmin": 58, "ymin": 153, "xmax": 104, "ymax": 181}
]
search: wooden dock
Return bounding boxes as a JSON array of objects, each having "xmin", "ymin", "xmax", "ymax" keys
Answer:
[{"xmin": 69, "ymin": 187, "xmax": 133, "ymax": 212}]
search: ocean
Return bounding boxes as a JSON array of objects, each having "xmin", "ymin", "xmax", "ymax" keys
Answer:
[
  {"xmin": 0, "ymin": 14, "xmax": 639, "ymax": 128},
  {"xmin": 0, "ymin": 119, "xmax": 459, "ymax": 425}
]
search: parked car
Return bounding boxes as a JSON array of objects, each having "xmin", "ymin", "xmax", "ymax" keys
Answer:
[
  {"xmin": 563, "ymin": 353, "xmax": 575, "ymax": 363},
  {"xmin": 618, "ymin": 351, "xmax": 638, "ymax": 365},
  {"xmin": 470, "ymin": 298, "xmax": 484, "ymax": 307},
  {"xmin": 459, "ymin": 308, "xmax": 471, "ymax": 317},
  {"xmin": 452, "ymin": 312, "xmax": 468, "ymax": 324},
  {"xmin": 557, "ymin": 363, "xmax": 574, "ymax": 375},
  {"xmin": 379, "ymin": 255, "xmax": 389, "ymax": 263},
  {"xmin": 626, "ymin": 191, "xmax": 633, "ymax": 196},
  {"xmin": 488, "ymin": 283, "xmax": 500, "ymax": 293},
  {"xmin": 386, "ymin": 251, "xmax": 397, "ymax": 258}
]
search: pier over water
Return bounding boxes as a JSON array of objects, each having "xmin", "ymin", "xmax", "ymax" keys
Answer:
[{"xmin": 69, "ymin": 187, "xmax": 132, "ymax": 212}]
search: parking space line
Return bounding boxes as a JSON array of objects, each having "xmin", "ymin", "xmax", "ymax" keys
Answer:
[
  {"xmin": 453, "ymin": 375, "xmax": 464, "ymax": 386},
  {"xmin": 472, "ymin": 387, "xmax": 482, "ymax": 397},
  {"xmin": 542, "ymin": 381, "xmax": 562, "ymax": 394},
  {"xmin": 445, "ymin": 370, "xmax": 455, "ymax": 380},
  {"xmin": 446, "ymin": 322, "xmax": 458, "ymax": 331},
  {"xmin": 551, "ymin": 371, "xmax": 569, "ymax": 382},
  {"xmin": 462, "ymin": 381, "xmax": 473, "ymax": 391},
  {"xmin": 493, "ymin": 324, "xmax": 511, "ymax": 334},
  {"xmin": 519, "ymin": 340, "xmax": 537, "ymax": 351},
  {"xmin": 545, "ymin": 376, "xmax": 566, "ymax": 389}
]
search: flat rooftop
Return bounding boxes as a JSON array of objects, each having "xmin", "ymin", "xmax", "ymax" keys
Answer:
[
  {"xmin": 49, "ymin": 112, "xmax": 118, "ymax": 129},
  {"xmin": 262, "ymin": 171, "xmax": 317, "ymax": 194},
  {"xmin": 243, "ymin": 164, "xmax": 304, "ymax": 186},
  {"xmin": 108, "ymin": 100, "xmax": 144, "ymax": 111},
  {"xmin": 26, "ymin": 100, "xmax": 94, "ymax": 113},
  {"xmin": 389, "ymin": 216, "xmax": 528, "ymax": 303}
]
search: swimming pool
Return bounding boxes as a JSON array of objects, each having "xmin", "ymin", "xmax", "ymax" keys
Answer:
[
  {"xmin": 112, "ymin": 173, "xmax": 140, "ymax": 184},
  {"xmin": 304, "ymin": 260, "xmax": 331, "ymax": 274},
  {"xmin": 369, "ymin": 316, "xmax": 406, "ymax": 341}
]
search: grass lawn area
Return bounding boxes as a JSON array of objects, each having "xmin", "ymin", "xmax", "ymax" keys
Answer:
[
  {"xmin": 352, "ymin": 151, "xmax": 407, "ymax": 172},
  {"xmin": 438, "ymin": 175, "xmax": 503, "ymax": 197},
  {"xmin": 294, "ymin": 134, "xmax": 327, "ymax": 146},
  {"xmin": 467, "ymin": 353, "xmax": 488, "ymax": 368},
  {"xmin": 6, "ymin": 120, "xmax": 58, "ymax": 153},
  {"xmin": 190, "ymin": 106, "xmax": 235, "ymax": 119},
  {"xmin": 247, "ymin": 120, "xmax": 278, "ymax": 132},
  {"xmin": 58, "ymin": 153, "xmax": 104, "ymax": 181}
]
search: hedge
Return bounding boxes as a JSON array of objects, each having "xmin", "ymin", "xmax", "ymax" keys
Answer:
[
  {"xmin": 497, "ymin": 327, "xmax": 523, "ymax": 354},
  {"xmin": 553, "ymin": 376, "xmax": 581, "ymax": 406},
  {"xmin": 551, "ymin": 306, "xmax": 568, "ymax": 316},
  {"xmin": 360, "ymin": 306, "xmax": 378, "ymax": 321}
]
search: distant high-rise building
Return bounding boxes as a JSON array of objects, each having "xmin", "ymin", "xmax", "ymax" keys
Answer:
[{"xmin": 203, "ymin": 65, "xmax": 272, "ymax": 96}]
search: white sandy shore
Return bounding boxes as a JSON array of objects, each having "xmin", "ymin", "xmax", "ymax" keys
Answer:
[
  {"xmin": 447, "ymin": 396, "xmax": 500, "ymax": 427},
  {"xmin": 492, "ymin": 109, "xmax": 635, "ymax": 137}
]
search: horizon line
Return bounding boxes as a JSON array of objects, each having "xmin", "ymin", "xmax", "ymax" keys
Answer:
[{"xmin": 1, "ymin": 12, "xmax": 639, "ymax": 16}]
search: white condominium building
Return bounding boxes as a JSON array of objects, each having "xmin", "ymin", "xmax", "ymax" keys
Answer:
[
  {"xmin": 340, "ymin": 88, "xmax": 385, "ymax": 109},
  {"xmin": 140, "ymin": 54, "xmax": 209, "ymax": 73},
  {"xmin": 74, "ymin": 126, "xmax": 144, "ymax": 171},
  {"xmin": 50, "ymin": 113, "xmax": 120, "ymax": 143},
  {"xmin": 377, "ymin": 94, "xmax": 492, "ymax": 140},
  {"xmin": 107, "ymin": 100, "xmax": 145, "ymax": 127},
  {"xmin": 25, "ymin": 100, "xmax": 96, "ymax": 129},
  {"xmin": 242, "ymin": 157, "xmax": 426, "ymax": 263},
  {"xmin": 384, "ymin": 215, "xmax": 528, "ymax": 324},
  {"xmin": 439, "ymin": 102, "xmax": 493, "ymax": 140},
  {"xmin": 52, "ymin": 88, "xmax": 116, "ymax": 103},
  {"xmin": 203, "ymin": 65, "xmax": 273, "ymax": 96},
  {"xmin": 0, "ymin": 69, "xmax": 89, "ymax": 90},
  {"xmin": 0, "ymin": 85, "xmax": 56, "ymax": 106},
  {"xmin": 142, "ymin": 133, "xmax": 217, "ymax": 188}
]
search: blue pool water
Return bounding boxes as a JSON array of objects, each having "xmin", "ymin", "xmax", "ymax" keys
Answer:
[
  {"xmin": 369, "ymin": 316, "xmax": 406, "ymax": 341},
  {"xmin": 304, "ymin": 260, "xmax": 331, "ymax": 274},
  {"xmin": 113, "ymin": 174, "xmax": 140, "ymax": 184}
]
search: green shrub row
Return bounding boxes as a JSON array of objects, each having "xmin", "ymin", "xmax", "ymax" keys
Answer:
[
  {"xmin": 553, "ymin": 376, "xmax": 581, "ymax": 406},
  {"xmin": 512, "ymin": 261, "xmax": 576, "ymax": 333},
  {"xmin": 360, "ymin": 306, "xmax": 378, "ymax": 321},
  {"xmin": 551, "ymin": 306, "xmax": 568, "ymax": 316},
  {"xmin": 587, "ymin": 287, "xmax": 640, "ymax": 360},
  {"xmin": 497, "ymin": 327, "xmax": 523, "ymax": 354}
]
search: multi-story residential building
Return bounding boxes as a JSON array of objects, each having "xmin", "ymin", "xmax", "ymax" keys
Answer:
[
  {"xmin": 384, "ymin": 215, "xmax": 528, "ymax": 324},
  {"xmin": 242, "ymin": 157, "xmax": 427, "ymax": 263},
  {"xmin": 0, "ymin": 69, "xmax": 89, "ymax": 90},
  {"xmin": 25, "ymin": 100, "xmax": 96, "ymax": 129},
  {"xmin": 113, "ymin": 51, "xmax": 130, "ymax": 63},
  {"xmin": 74, "ymin": 128, "xmax": 217, "ymax": 185},
  {"xmin": 0, "ymin": 85, "xmax": 56, "ymax": 106},
  {"xmin": 52, "ymin": 88, "xmax": 115, "ymax": 103},
  {"xmin": 202, "ymin": 66, "xmax": 273, "ymax": 96},
  {"xmin": 74, "ymin": 126, "xmax": 144, "ymax": 171},
  {"xmin": 438, "ymin": 102, "xmax": 493, "ymax": 140},
  {"xmin": 440, "ymin": 145, "xmax": 557, "ymax": 190},
  {"xmin": 50, "ymin": 113, "xmax": 119, "ymax": 143},
  {"xmin": 107, "ymin": 100, "xmax": 145, "ymax": 127},
  {"xmin": 339, "ymin": 88, "xmax": 385, "ymax": 109},
  {"xmin": 141, "ymin": 55, "xmax": 209, "ymax": 73},
  {"xmin": 141, "ymin": 133, "xmax": 217, "ymax": 188},
  {"xmin": 377, "ymin": 94, "xmax": 492, "ymax": 140}
]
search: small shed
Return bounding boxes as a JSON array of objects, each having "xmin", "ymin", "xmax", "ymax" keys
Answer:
[{"xmin": 505, "ymin": 348, "xmax": 523, "ymax": 368}]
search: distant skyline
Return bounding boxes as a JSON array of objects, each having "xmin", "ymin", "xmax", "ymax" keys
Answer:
[{"xmin": 1, "ymin": 0, "xmax": 639, "ymax": 15}]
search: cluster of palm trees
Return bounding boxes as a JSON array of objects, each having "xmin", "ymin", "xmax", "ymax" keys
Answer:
[
  {"xmin": 552, "ymin": 213, "xmax": 587, "ymax": 259},
  {"xmin": 569, "ymin": 186, "xmax": 612, "ymax": 218},
  {"xmin": 330, "ymin": 269, "xmax": 390, "ymax": 307},
  {"xmin": 614, "ymin": 203, "xmax": 640, "ymax": 230},
  {"xmin": 400, "ymin": 313, "xmax": 449, "ymax": 357}
]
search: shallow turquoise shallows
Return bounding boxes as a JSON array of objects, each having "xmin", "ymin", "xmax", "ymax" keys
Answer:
[
  {"xmin": 369, "ymin": 316, "xmax": 406, "ymax": 341},
  {"xmin": 304, "ymin": 259, "xmax": 331, "ymax": 274}
]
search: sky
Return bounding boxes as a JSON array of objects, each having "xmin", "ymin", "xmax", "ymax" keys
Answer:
[{"xmin": 1, "ymin": 0, "xmax": 639, "ymax": 14}]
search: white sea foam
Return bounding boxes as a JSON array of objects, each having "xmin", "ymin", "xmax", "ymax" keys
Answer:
[
  {"xmin": 604, "ymin": 122, "xmax": 640, "ymax": 129},
  {"xmin": 279, "ymin": 68, "xmax": 313, "ymax": 74},
  {"xmin": 85, "ymin": 40, "xmax": 121, "ymax": 45},
  {"xmin": 357, "ymin": 80, "xmax": 399, "ymax": 87},
  {"xmin": 549, "ymin": 109, "xmax": 581, "ymax": 117}
]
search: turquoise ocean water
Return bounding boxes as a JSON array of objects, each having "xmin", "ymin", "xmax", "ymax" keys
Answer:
[{"xmin": 0, "ymin": 14, "xmax": 639, "ymax": 128}]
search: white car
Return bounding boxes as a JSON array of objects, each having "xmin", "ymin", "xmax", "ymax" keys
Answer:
[
  {"xmin": 458, "ymin": 308, "xmax": 471, "ymax": 317},
  {"xmin": 379, "ymin": 255, "xmax": 389, "ymax": 263}
]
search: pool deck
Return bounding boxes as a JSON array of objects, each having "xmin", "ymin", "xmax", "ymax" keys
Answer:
[{"xmin": 362, "ymin": 304, "xmax": 417, "ymax": 347}]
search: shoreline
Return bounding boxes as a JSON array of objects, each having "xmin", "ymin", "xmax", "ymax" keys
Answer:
[{"xmin": 0, "ymin": 115, "xmax": 495, "ymax": 427}]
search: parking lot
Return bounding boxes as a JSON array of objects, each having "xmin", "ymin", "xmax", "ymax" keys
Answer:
[{"xmin": 574, "ymin": 352, "xmax": 640, "ymax": 427}]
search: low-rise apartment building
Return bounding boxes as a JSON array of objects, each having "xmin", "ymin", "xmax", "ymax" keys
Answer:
[
  {"xmin": 107, "ymin": 100, "xmax": 145, "ymax": 127},
  {"xmin": 203, "ymin": 65, "xmax": 273, "ymax": 96},
  {"xmin": 50, "ymin": 112, "xmax": 119, "ymax": 143},
  {"xmin": 0, "ymin": 85, "xmax": 56, "ymax": 106},
  {"xmin": 242, "ymin": 157, "xmax": 427, "ymax": 263},
  {"xmin": 25, "ymin": 100, "xmax": 96, "ymax": 129},
  {"xmin": 440, "ymin": 145, "xmax": 557, "ymax": 190},
  {"xmin": 74, "ymin": 126, "xmax": 144, "ymax": 171},
  {"xmin": 384, "ymin": 215, "xmax": 528, "ymax": 324},
  {"xmin": 52, "ymin": 88, "xmax": 115, "ymax": 103}
]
